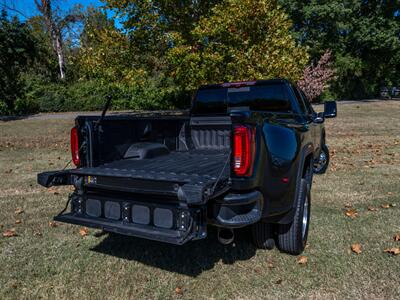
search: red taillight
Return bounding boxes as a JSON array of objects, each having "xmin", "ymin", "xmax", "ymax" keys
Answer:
[
  {"xmin": 233, "ymin": 125, "xmax": 255, "ymax": 176},
  {"xmin": 70, "ymin": 127, "xmax": 80, "ymax": 167}
]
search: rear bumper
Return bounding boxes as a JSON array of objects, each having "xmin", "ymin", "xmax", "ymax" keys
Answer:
[
  {"xmin": 54, "ymin": 213, "xmax": 199, "ymax": 245},
  {"xmin": 211, "ymin": 190, "xmax": 263, "ymax": 228},
  {"xmin": 56, "ymin": 192, "xmax": 207, "ymax": 245}
]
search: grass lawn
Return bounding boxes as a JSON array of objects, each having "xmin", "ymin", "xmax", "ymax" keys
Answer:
[{"xmin": 0, "ymin": 101, "xmax": 399, "ymax": 299}]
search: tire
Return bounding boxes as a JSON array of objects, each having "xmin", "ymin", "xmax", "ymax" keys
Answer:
[
  {"xmin": 314, "ymin": 144, "xmax": 330, "ymax": 174},
  {"xmin": 277, "ymin": 179, "xmax": 310, "ymax": 255},
  {"xmin": 251, "ymin": 221, "xmax": 275, "ymax": 249}
]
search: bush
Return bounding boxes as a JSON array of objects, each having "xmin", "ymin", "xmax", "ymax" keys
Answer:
[
  {"xmin": 0, "ymin": 100, "xmax": 8, "ymax": 115},
  {"xmin": 14, "ymin": 97, "xmax": 40, "ymax": 115},
  {"xmin": 36, "ymin": 81, "xmax": 108, "ymax": 112},
  {"xmin": 13, "ymin": 75, "xmax": 191, "ymax": 114}
]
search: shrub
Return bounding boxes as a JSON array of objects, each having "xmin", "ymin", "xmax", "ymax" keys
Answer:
[
  {"xmin": 14, "ymin": 76, "xmax": 190, "ymax": 114},
  {"xmin": 298, "ymin": 50, "xmax": 335, "ymax": 102}
]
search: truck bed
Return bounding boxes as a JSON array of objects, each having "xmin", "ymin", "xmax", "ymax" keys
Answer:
[{"xmin": 70, "ymin": 149, "xmax": 231, "ymax": 203}]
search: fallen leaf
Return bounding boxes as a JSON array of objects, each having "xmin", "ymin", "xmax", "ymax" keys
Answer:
[
  {"xmin": 367, "ymin": 206, "xmax": 378, "ymax": 212},
  {"xmin": 297, "ymin": 256, "xmax": 308, "ymax": 265},
  {"xmin": 15, "ymin": 208, "xmax": 24, "ymax": 215},
  {"xmin": 79, "ymin": 227, "xmax": 89, "ymax": 237},
  {"xmin": 3, "ymin": 229, "xmax": 17, "ymax": 237},
  {"xmin": 381, "ymin": 204, "xmax": 390, "ymax": 209},
  {"xmin": 175, "ymin": 287, "xmax": 183, "ymax": 295},
  {"xmin": 384, "ymin": 248, "xmax": 400, "ymax": 255},
  {"xmin": 394, "ymin": 234, "xmax": 400, "ymax": 242},
  {"xmin": 267, "ymin": 262, "xmax": 275, "ymax": 268},
  {"xmin": 49, "ymin": 221, "xmax": 58, "ymax": 228},
  {"xmin": 345, "ymin": 209, "xmax": 358, "ymax": 218},
  {"xmin": 15, "ymin": 219, "xmax": 22, "ymax": 224},
  {"xmin": 351, "ymin": 243, "xmax": 362, "ymax": 254}
]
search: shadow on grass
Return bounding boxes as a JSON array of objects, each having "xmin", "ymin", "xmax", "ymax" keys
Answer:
[
  {"xmin": 90, "ymin": 226, "xmax": 257, "ymax": 277},
  {"xmin": 0, "ymin": 114, "xmax": 34, "ymax": 122}
]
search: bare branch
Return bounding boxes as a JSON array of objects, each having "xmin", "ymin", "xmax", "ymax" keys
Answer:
[{"xmin": 0, "ymin": 3, "xmax": 29, "ymax": 19}]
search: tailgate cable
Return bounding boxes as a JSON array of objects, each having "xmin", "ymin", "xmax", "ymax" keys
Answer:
[
  {"xmin": 56, "ymin": 177, "xmax": 84, "ymax": 217},
  {"xmin": 53, "ymin": 143, "xmax": 85, "ymax": 217},
  {"xmin": 52, "ymin": 141, "xmax": 86, "ymax": 176},
  {"xmin": 210, "ymin": 150, "xmax": 231, "ymax": 195},
  {"xmin": 57, "ymin": 195, "xmax": 72, "ymax": 217}
]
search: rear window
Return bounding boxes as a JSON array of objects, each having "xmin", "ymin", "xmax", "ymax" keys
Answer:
[{"xmin": 193, "ymin": 84, "xmax": 292, "ymax": 115}]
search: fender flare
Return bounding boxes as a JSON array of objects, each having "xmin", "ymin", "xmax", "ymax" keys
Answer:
[
  {"xmin": 271, "ymin": 143, "xmax": 314, "ymax": 225},
  {"xmin": 294, "ymin": 143, "xmax": 314, "ymax": 202}
]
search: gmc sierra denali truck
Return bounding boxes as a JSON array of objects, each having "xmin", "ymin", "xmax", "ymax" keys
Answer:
[{"xmin": 38, "ymin": 79, "xmax": 336, "ymax": 255}]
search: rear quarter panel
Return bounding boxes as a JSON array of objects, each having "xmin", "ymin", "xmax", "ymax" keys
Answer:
[{"xmin": 231, "ymin": 112, "xmax": 313, "ymax": 218}]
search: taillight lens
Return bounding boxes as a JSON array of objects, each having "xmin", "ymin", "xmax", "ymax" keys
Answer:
[
  {"xmin": 233, "ymin": 125, "xmax": 255, "ymax": 176},
  {"xmin": 70, "ymin": 127, "xmax": 80, "ymax": 167}
]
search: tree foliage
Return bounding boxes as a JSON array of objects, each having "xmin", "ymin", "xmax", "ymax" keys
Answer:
[
  {"xmin": 78, "ymin": 22, "xmax": 142, "ymax": 84},
  {"xmin": 2, "ymin": 0, "xmax": 398, "ymax": 115},
  {"xmin": 278, "ymin": 0, "xmax": 400, "ymax": 99},
  {"xmin": 167, "ymin": 0, "xmax": 309, "ymax": 90},
  {"xmin": 0, "ymin": 10, "xmax": 36, "ymax": 114},
  {"xmin": 298, "ymin": 50, "xmax": 335, "ymax": 102},
  {"xmin": 105, "ymin": 0, "xmax": 220, "ymax": 57}
]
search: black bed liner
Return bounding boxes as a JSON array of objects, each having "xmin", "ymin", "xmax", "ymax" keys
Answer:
[{"xmin": 70, "ymin": 150, "xmax": 231, "ymax": 203}]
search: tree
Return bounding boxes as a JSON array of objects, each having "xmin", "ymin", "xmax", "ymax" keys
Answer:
[
  {"xmin": 34, "ymin": 0, "xmax": 83, "ymax": 80},
  {"xmin": 0, "ymin": 9, "xmax": 36, "ymax": 114},
  {"xmin": 77, "ymin": 8, "xmax": 143, "ymax": 84},
  {"xmin": 278, "ymin": 0, "xmax": 400, "ymax": 99},
  {"xmin": 104, "ymin": 0, "xmax": 221, "ymax": 71},
  {"xmin": 298, "ymin": 49, "xmax": 335, "ymax": 102},
  {"xmin": 34, "ymin": 0, "xmax": 66, "ymax": 79},
  {"xmin": 166, "ymin": 0, "xmax": 309, "ymax": 90}
]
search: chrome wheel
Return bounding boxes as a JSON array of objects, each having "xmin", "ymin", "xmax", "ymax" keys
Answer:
[
  {"xmin": 314, "ymin": 150, "xmax": 327, "ymax": 173},
  {"xmin": 302, "ymin": 194, "xmax": 309, "ymax": 239}
]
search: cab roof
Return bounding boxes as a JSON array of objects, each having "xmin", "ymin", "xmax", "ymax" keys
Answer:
[{"xmin": 198, "ymin": 79, "xmax": 291, "ymax": 90}]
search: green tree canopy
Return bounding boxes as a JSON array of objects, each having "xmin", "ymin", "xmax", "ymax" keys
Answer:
[
  {"xmin": 0, "ymin": 9, "xmax": 36, "ymax": 113},
  {"xmin": 105, "ymin": 0, "xmax": 220, "ymax": 56},
  {"xmin": 278, "ymin": 0, "xmax": 400, "ymax": 99},
  {"xmin": 166, "ymin": 0, "xmax": 309, "ymax": 90}
]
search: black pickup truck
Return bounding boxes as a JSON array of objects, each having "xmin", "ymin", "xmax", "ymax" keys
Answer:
[{"xmin": 38, "ymin": 79, "xmax": 336, "ymax": 255}]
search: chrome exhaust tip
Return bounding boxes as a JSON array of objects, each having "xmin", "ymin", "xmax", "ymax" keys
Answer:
[{"xmin": 217, "ymin": 228, "xmax": 234, "ymax": 245}]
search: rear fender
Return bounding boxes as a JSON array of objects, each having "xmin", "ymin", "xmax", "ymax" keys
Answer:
[{"xmin": 268, "ymin": 143, "xmax": 313, "ymax": 225}]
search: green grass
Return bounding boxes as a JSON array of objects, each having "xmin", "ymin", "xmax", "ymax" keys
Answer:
[{"xmin": 1, "ymin": 101, "xmax": 399, "ymax": 299}]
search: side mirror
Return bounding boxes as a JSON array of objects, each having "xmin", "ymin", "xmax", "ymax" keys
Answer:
[
  {"xmin": 313, "ymin": 112, "xmax": 325, "ymax": 124},
  {"xmin": 324, "ymin": 101, "xmax": 337, "ymax": 118}
]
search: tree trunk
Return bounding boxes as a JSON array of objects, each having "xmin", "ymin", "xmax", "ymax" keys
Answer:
[
  {"xmin": 34, "ymin": 0, "xmax": 66, "ymax": 80},
  {"xmin": 50, "ymin": 24, "xmax": 65, "ymax": 80}
]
